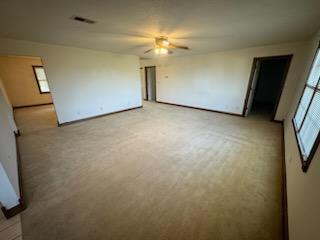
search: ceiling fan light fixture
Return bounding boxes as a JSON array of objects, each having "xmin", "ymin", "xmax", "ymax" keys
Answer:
[
  {"xmin": 154, "ymin": 47, "xmax": 168, "ymax": 55},
  {"xmin": 154, "ymin": 47, "xmax": 160, "ymax": 54},
  {"xmin": 154, "ymin": 47, "xmax": 169, "ymax": 55},
  {"xmin": 160, "ymin": 48, "xmax": 168, "ymax": 54},
  {"xmin": 162, "ymin": 39, "xmax": 169, "ymax": 47},
  {"xmin": 144, "ymin": 36, "xmax": 189, "ymax": 55}
]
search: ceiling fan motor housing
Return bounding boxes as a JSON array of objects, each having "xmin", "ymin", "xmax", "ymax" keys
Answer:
[{"xmin": 155, "ymin": 36, "xmax": 169, "ymax": 48}]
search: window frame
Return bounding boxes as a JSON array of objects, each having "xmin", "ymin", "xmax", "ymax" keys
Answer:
[
  {"xmin": 292, "ymin": 42, "xmax": 320, "ymax": 172},
  {"xmin": 32, "ymin": 65, "xmax": 50, "ymax": 94}
]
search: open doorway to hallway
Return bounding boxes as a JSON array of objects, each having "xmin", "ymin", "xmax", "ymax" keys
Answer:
[
  {"xmin": 0, "ymin": 55, "xmax": 58, "ymax": 133},
  {"xmin": 144, "ymin": 66, "xmax": 156, "ymax": 101},
  {"xmin": 243, "ymin": 55, "xmax": 292, "ymax": 120}
]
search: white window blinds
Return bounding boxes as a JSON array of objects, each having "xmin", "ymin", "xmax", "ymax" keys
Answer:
[{"xmin": 293, "ymin": 47, "xmax": 320, "ymax": 171}]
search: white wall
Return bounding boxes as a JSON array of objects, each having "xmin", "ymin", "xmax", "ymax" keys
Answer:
[
  {"xmin": 140, "ymin": 67, "xmax": 146, "ymax": 99},
  {"xmin": 141, "ymin": 41, "xmax": 310, "ymax": 120},
  {"xmin": 0, "ymin": 38, "xmax": 142, "ymax": 124},
  {"xmin": 0, "ymin": 56, "xmax": 53, "ymax": 107},
  {"xmin": 0, "ymin": 164, "xmax": 19, "ymax": 209},
  {"xmin": 284, "ymin": 30, "xmax": 320, "ymax": 240},
  {"xmin": 0, "ymin": 77, "xmax": 12, "ymax": 108},
  {"xmin": 0, "ymin": 77, "xmax": 17, "ymax": 134},
  {"xmin": 0, "ymin": 78, "xmax": 20, "ymax": 209}
]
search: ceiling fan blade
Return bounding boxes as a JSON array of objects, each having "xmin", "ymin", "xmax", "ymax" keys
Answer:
[
  {"xmin": 169, "ymin": 43, "xmax": 189, "ymax": 50},
  {"xmin": 87, "ymin": 30, "xmax": 153, "ymax": 40},
  {"xmin": 144, "ymin": 48, "xmax": 154, "ymax": 54},
  {"xmin": 125, "ymin": 44, "xmax": 151, "ymax": 51}
]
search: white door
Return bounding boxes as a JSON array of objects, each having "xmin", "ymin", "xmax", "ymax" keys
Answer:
[{"xmin": 245, "ymin": 61, "xmax": 261, "ymax": 116}]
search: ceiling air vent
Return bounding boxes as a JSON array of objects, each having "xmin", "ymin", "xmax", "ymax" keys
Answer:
[{"xmin": 72, "ymin": 16, "xmax": 96, "ymax": 24}]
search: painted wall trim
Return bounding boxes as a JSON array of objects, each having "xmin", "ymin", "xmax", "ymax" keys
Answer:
[
  {"xmin": 58, "ymin": 106, "xmax": 142, "ymax": 126},
  {"xmin": 155, "ymin": 100, "xmax": 243, "ymax": 117},
  {"xmin": 1, "ymin": 198, "xmax": 25, "ymax": 219},
  {"xmin": 13, "ymin": 102, "xmax": 53, "ymax": 109}
]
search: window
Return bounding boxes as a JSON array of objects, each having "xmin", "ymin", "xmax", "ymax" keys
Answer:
[
  {"xmin": 32, "ymin": 66, "xmax": 50, "ymax": 94},
  {"xmin": 293, "ymin": 44, "xmax": 320, "ymax": 172}
]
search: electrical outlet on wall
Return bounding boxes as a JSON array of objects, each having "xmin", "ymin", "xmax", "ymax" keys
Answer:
[{"xmin": 100, "ymin": 107, "xmax": 103, "ymax": 111}]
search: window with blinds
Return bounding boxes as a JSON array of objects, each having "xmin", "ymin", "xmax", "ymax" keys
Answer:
[{"xmin": 293, "ymin": 45, "xmax": 320, "ymax": 172}]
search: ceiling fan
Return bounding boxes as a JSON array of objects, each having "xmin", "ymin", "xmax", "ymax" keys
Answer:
[{"xmin": 144, "ymin": 36, "xmax": 190, "ymax": 55}]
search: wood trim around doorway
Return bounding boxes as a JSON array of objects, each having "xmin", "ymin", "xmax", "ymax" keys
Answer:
[
  {"xmin": 242, "ymin": 54, "xmax": 293, "ymax": 120},
  {"xmin": 242, "ymin": 58, "xmax": 259, "ymax": 116},
  {"xmin": 144, "ymin": 67, "xmax": 148, "ymax": 101}
]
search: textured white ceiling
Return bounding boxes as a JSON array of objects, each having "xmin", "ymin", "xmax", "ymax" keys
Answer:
[{"xmin": 0, "ymin": 0, "xmax": 319, "ymax": 58}]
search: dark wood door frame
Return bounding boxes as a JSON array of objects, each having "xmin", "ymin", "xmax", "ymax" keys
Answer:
[
  {"xmin": 144, "ymin": 66, "xmax": 156, "ymax": 101},
  {"xmin": 242, "ymin": 54, "xmax": 293, "ymax": 120}
]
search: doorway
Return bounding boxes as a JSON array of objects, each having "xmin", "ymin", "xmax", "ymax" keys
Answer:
[
  {"xmin": 243, "ymin": 55, "xmax": 292, "ymax": 120},
  {"xmin": 145, "ymin": 66, "xmax": 156, "ymax": 101},
  {"xmin": 0, "ymin": 55, "xmax": 58, "ymax": 133}
]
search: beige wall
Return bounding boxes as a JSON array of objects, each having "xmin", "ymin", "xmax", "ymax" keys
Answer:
[
  {"xmin": 0, "ymin": 38, "xmax": 142, "ymax": 124},
  {"xmin": 140, "ymin": 41, "xmax": 310, "ymax": 120},
  {"xmin": 0, "ymin": 56, "xmax": 53, "ymax": 107},
  {"xmin": 284, "ymin": 30, "xmax": 320, "ymax": 240}
]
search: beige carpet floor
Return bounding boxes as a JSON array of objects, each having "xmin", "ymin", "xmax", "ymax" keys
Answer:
[{"xmin": 14, "ymin": 102, "xmax": 284, "ymax": 240}]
